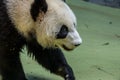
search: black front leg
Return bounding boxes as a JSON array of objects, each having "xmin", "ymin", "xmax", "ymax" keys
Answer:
[
  {"xmin": 27, "ymin": 42, "xmax": 75, "ymax": 80},
  {"xmin": 42, "ymin": 48, "xmax": 75, "ymax": 80},
  {"xmin": 0, "ymin": 48, "xmax": 27, "ymax": 80}
]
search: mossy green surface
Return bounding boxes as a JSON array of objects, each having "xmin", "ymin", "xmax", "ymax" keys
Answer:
[{"xmin": 21, "ymin": 0, "xmax": 120, "ymax": 80}]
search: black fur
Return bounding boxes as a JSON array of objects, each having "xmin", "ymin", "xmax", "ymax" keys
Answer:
[
  {"xmin": 27, "ymin": 40, "xmax": 75, "ymax": 80},
  {"xmin": 63, "ymin": 0, "xmax": 66, "ymax": 2},
  {"xmin": 56, "ymin": 25, "xmax": 68, "ymax": 39},
  {"xmin": 0, "ymin": 0, "xmax": 75, "ymax": 80},
  {"xmin": 0, "ymin": 1, "xmax": 27, "ymax": 80},
  {"xmin": 30, "ymin": 0, "xmax": 48, "ymax": 21}
]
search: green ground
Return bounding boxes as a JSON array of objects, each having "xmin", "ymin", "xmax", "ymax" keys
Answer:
[{"xmin": 21, "ymin": 0, "xmax": 120, "ymax": 80}]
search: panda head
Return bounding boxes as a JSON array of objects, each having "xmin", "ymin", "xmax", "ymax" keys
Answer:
[{"xmin": 6, "ymin": 0, "xmax": 82, "ymax": 51}]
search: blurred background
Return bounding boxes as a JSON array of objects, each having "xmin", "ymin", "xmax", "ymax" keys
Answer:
[
  {"xmin": 83, "ymin": 0, "xmax": 120, "ymax": 8},
  {"xmin": 21, "ymin": 0, "xmax": 120, "ymax": 80}
]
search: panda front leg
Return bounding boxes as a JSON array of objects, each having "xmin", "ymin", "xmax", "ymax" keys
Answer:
[
  {"xmin": 37, "ymin": 49, "xmax": 75, "ymax": 80},
  {"xmin": 0, "ymin": 48, "xmax": 27, "ymax": 80},
  {"xmin": 43, "ymin": 48, "xmax": 75, "ymax": 80},
  {"xmin": 28, "ymin": 44, "xmax": 75, "ymax": 80}
]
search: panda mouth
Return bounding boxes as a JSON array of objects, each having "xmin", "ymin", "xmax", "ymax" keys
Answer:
[{"xmin": 62, "ymin": 45, "xmax": 73, "ymax": 51}]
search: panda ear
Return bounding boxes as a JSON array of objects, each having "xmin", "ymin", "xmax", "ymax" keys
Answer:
[{"xmin": 30, "ymin": 0, "xmax": 48, "ymax": 21}]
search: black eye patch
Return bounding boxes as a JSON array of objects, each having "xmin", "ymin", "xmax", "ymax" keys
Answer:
[{"xmin": 56, "ymin": 25, "xmax": 68, "ymax": 39}]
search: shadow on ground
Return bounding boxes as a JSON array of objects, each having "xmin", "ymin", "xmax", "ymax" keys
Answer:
[{"xmin": 27, "ymin": 74, "xmax": 52, "ymax": 80}]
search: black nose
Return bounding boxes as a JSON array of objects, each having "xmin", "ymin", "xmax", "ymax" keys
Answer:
[{"xmin": 74, "ymin": 43, "xmax": 81, "ymax": 47}]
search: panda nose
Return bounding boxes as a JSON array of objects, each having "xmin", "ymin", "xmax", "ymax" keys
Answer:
[{"xmin": 74, "ymin": 43, "xmax": 81, "ymax": 47}]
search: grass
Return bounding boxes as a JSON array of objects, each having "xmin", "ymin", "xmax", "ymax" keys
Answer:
[{"xmin": 21, "ymin": 0, "xmax": 120, "ymax": 80}]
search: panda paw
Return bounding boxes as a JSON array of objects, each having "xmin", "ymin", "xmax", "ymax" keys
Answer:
[
  {"xmin": 65, "ymin": 74, "xmax": 75, "ymax": 80},
  {"xmin": 64, "ymin": 65, "xmax": 75, "ymax": 80},
  {"xmin": 56, "ymin": 65, "xmax": 75, "ymax": 80}
]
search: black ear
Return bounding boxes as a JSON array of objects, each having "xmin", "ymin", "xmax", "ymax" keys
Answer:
[{"xmin": 30, "ymin": 0, "xmax": 48, "ymax": 21}]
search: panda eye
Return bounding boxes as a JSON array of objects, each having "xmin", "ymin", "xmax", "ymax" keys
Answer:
[
  {"xmin": 62, "ymin": 0, "xmax": 66, "ymax": 2},
  {"xmin": 56, "ymin": 25, "xmax": 68, "ymax": 39},
  {"xmin": 73, "ymin": 23, "xmax": 75, "ymax": 26}
]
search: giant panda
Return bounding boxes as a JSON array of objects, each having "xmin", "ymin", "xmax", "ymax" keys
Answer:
[{"xmin": 0, "ymin": 0, "xmax": 82, "ymax": 80}]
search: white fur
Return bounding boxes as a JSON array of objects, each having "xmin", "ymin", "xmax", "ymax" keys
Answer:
[
  {"xmin": 5, "ymin": 0, "xmax": 82, "ymax": 50},
  {"xmin": 5, "ymin": 0, "xmax": 35, "ymax": 37}
]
